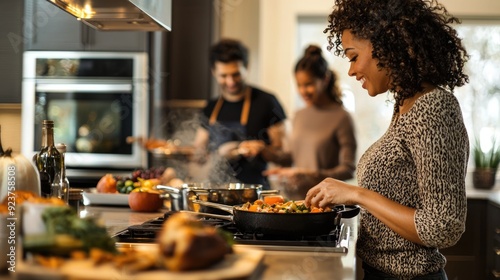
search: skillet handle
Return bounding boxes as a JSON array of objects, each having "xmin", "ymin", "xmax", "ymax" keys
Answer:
[
  {"xmin": 335, "ymin": 204, "xmax": 361, "ymax": 219},
  {"xmin": 192, "ymin": 200, "xmax": 234, "ymax": 214},
  {"xmin": 179, "ymin": 210, "xmax": 234, "ymax": 222}
]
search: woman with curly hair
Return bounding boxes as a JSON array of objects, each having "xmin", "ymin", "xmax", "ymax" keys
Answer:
[
  {"xmin": 305, "ymin": 0, "xmax": 469, "ymax": 279},
  {"xmin": 264, "ymin": 45, "xmax": 357, "ymax": 200}
]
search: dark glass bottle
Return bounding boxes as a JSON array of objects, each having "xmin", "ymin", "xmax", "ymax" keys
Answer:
[{"xmin": 33, "ymin": 120, "xmax": 61, "ymax": 197}]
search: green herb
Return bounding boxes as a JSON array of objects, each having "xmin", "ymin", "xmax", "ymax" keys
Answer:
[
  {"xmin": 473, "ymin": 138, "xmax": 500, "ymax": 169},
  {"xmin": 41, "ymin": 206, "xmax": 117, "ymax": 253}
]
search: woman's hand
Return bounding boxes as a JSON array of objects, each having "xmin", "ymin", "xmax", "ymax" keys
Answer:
[
  {"xmin": 305, "ymin": 178, "xmax": 360, "ymax": 208},
  {"xmin": 306, "ymin": 178, "xmax": 423, "ymax": 245}
]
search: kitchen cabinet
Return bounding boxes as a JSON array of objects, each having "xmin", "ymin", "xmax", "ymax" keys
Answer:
[
  {"xmin": 487, "ymin": 200, "xmax": 500, "ymax": 279},
  {"xmin": 24, "ymin": 0, "xmax": 148, "ymax": 51},
  {"xmin": 0, "ymin": 1, "xmax": 23, "ymax": 103},
  {"xmin": 440, "ymin": 199, "xmax": 487, "ymax": 279},
  {"xmin": 166, "ymin": 0, "xmax": 218, "ymax": 102}
]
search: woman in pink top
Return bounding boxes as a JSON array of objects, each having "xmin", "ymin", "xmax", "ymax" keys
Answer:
[{"xmin": 264, "ymin": 45, "xmax": 357, "ymax": 200}]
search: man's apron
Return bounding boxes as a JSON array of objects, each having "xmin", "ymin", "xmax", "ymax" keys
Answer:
[{"xmin": 208, "ymin": 88, "xmax": 269, "ymax": 188}]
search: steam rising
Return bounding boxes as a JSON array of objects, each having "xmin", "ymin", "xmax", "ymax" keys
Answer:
[{"xmin": 152, "ymin": 108, "xmax": 240, "ymax": 184}]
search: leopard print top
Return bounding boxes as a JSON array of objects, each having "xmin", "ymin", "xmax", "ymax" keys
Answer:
[{"xmin": 356, "ymin": 88, "xmax": 469, "ymax": 279}]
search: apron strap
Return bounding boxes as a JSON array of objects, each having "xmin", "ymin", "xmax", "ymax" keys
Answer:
[
  {"xmin": 209, "ymin": 97, "xmax": 224, "ymax": 125},
  {"xmin": 209, "ymin": 87, "xmax": 252, "ymax": 126},
  {"xmin": 240, "ymin": 87, "xmax": 251, "ymax": 126}
]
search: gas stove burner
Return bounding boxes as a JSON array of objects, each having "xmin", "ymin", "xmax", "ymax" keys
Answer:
[{"xmin": 114, "ymin": 211, "xmax": 349, "ymax": 253}]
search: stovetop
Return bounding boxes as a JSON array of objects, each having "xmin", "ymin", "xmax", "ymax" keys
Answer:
[{"xmin": 112, "ymin": 211, "xmax": 350, "ymax": 254}]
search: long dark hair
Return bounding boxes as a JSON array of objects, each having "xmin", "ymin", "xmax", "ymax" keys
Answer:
[{"xmin": 295, "ymin": 45, "xmax": 343, "ymax": 105}]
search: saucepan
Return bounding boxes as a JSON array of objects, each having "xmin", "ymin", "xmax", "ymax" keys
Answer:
[
  {"xmin": 155, "ymin": 183, "xmax": 279, "ymax": 212},
  {"xmin": 188, "ymin": 200, "xmax": 360, "ymax": 236}
]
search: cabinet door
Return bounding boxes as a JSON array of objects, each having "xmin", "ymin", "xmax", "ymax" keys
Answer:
[
  {"xmin": 167, "ymin": 0, "xmax": 216, "ymax": 101},
  {"xmin": 24, "ymin": 0, "xmax": 85, "ymax": 51},
  {"xmin": 440, "ymin": 199, "xmax": 487, "ymax": 279},
  {"xmin": 0, "ymin": 0, "xmax": 24, "ymax": 103},
  {"xmin": 487, "ymin": 201, "xmax": 500, "ymax": 280},
  {"xmin": 24, "ymin": 0, "xmax": 148, "ymax": 52}
]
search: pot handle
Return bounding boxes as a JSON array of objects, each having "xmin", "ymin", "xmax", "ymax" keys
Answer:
[
  {"xmin": 260, "ymin": 190, "xmax": 280, "ymax": 195},
  {"xmin": 155, "ymin": 185, "xmax": 181, "ymax": 194},
  {"xmin": 179, "ymin": 210, "xmax": 234, "ymax": 222},
  {"xmin": 335, "ymin": 204, "xmax": 360, "ymax": 219},
  {"xmin": 192, "ymin": 200, "xmax": 234, "ymax": 215}
]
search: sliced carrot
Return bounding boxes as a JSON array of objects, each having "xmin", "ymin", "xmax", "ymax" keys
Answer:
[
  {"xmin": 310, "ymin": 207, "xmax": 323, "ymax": 213},
  {"xmin": 263, "ymin": 195, "xmax": 285, "ymax": 205},
  {"xmin": 248, "ymin": 204, "xmax": 260, "ymax": 212},
  {"xmin": 253, "ymin": 199, "xmax": 265, "ymax": 205}
]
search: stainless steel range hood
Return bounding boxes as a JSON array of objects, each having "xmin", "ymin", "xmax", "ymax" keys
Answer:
[{"xmin": 47, "ymin": 0, "xmax": 171, "ymax": 31}]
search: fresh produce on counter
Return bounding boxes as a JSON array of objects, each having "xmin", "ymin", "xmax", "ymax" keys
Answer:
[
  {"xmin": 128, "ymin": 190, "xmax": 163, "ymax": 212},
  {"xmin": 96, "ymin": 167, "xmax": 184, "ymax": 194},
  {"xmin": 96, "ymin": 174, "xmax": 117, "ymax": 193}
]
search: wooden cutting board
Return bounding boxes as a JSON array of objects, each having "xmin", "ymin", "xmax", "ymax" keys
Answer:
[{"xmin": 16, "ymin": 246, "xmax": 264, "ymax": 280}]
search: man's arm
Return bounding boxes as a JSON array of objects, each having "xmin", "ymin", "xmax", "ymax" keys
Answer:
[{"xmin": 238, "ymin": 121, "xmax": 290, "ymax": 164}]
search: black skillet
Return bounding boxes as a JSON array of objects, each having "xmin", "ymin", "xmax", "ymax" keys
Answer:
[{"xmin": 190, "ymin": 200, "xmax": 360, "ymax": 236}]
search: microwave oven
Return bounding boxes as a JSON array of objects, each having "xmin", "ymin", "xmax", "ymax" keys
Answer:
[{"xmin": 21, "ymin": 51, "xmax": 149, "ymax": 170}]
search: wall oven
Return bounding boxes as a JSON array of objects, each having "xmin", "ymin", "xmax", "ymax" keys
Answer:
[{"xmin": 21, "ymin": 51, "xmax": 149, "ymax": 171}]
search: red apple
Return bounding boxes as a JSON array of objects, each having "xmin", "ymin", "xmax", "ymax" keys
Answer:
[{"xmin": 128, "ymin": 190, "xmax": 163, "ymax": 212}]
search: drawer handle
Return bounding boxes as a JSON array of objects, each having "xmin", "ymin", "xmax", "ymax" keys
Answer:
[{"xmin": 493, "ymin": 270, "xmax": 500, "ymax": 278}]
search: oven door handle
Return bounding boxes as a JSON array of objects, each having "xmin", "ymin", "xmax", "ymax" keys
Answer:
[{"xmin": 35, "ymin": 83, "xmax": 133, "ymax": 92}]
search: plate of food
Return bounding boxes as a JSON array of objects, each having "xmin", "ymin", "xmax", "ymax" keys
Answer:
[{"xmin": 17, "ymin": 212, "xmax": 264, "ymax": 280}]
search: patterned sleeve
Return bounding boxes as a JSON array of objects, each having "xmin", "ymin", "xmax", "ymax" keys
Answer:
[{"xmin": 408, "ymin": 91, "xmax": 468, "ymax": 248}]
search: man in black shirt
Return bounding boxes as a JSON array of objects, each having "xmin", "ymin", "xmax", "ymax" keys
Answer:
[{"xmin": 193, "ymin": 39, "xmax": 287, "ymax": 189}]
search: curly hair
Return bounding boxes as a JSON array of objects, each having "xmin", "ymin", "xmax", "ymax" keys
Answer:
[
  {"xmin": 324, "ymin": 0, "xmax": 469, "ymax": 107},
  {"xmin": 295, "ymin": 45, "xmax": 343, "ymax": 105}
]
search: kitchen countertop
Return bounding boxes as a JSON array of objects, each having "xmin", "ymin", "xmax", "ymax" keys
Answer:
[
  {"xmin": 83, "ymin": 205, "xmax": 359, "ymax": 280},
  {"xmin": 3, "ymin": 169, "xmax": 499, "ymax": 280},
  {"xmin": 465, "ymin": 170, "xmax": 500, "ymax": 202},
  {"xmin": 0, "ymin": 205, "xmax": 358, "ymax": 280}
]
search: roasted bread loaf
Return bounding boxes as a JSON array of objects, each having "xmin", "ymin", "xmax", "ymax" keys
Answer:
[{"xmin": 157, "ymin": 212, "xmax": 232, "ymax": 271}]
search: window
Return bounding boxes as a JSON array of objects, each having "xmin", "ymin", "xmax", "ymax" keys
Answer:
[{"xmin": 455, "ymin": 20, "xmax": 500, "ymax": 153}]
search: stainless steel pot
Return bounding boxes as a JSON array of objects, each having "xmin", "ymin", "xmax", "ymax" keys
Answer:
[{"xmin": 156, "ymin": 183, "xmax": 279, "ymax": 212}]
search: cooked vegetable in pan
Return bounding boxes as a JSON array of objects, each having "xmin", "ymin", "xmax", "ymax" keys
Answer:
[{"xmin": 237, "ymin": 199, "xmax": 330, "ymax": 213}]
